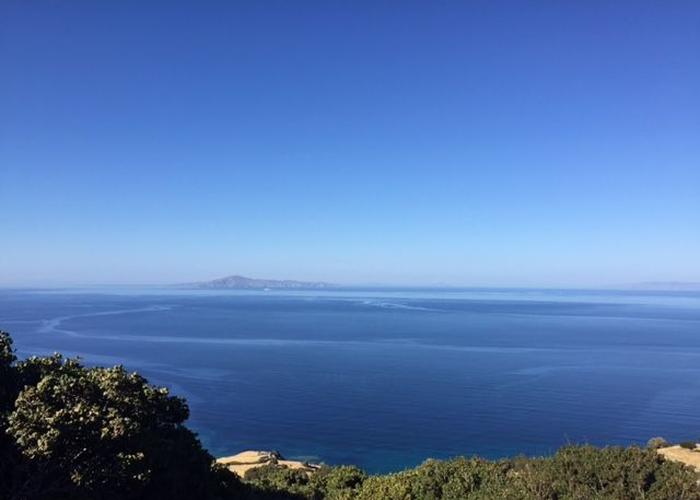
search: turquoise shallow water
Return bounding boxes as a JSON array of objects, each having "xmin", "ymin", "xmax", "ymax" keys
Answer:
[{"xmin": 1, "ymin": 287, "xmax": 699, "ymax": 473}]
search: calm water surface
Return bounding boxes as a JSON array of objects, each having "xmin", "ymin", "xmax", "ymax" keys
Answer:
[{"xmin": 1, "ymin": 288, "xmax": 699, "ymax": 473}]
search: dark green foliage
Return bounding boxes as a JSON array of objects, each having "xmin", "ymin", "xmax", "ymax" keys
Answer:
[
  {"xmin": 313, "ymin": 466, "xmax": 367, "ymax": 497},
  {"xmin": 15, "ymin": 353, "xmax": 85, "ymax": 389},
  {"xmin": 7, "ymin": 362, "xmax": 226, "ymax": 500},
  {"xmin": 243, "ymin": 465, "xmax": 366, "ymax": 500},
  {"xmin": 510, "ymin": 445, "xmax": 700, "ymax": 500},
  {"xmin": 353, "ymin": 457, "xmax": 512, "ymax": 500},
  {"xmin": 0, "ymin": 331, "xmax": 20, "ymax": 495},
  {"xmin": 244, "ymin": 464, "xmax": 312, "ymax": 498},
  {"xmin": 0, "ymin": 330, "xmax": 18, "ymax": 412},
  {"xmin": 0, "ymin": 331, "xmax": 244, "ymax": 500},
  {"xmin": 647, "ymin": 436, "xmax": 669, "ymax": 449},
  {"xmin": 680, "ymin": 442, "xmax": 698, "ymax": 450},
  {"xmin": 0, "ymin": 331, "xmax": 15, "ymax": 365},
  {"xmin": 243, "ymin": 450, "xmax": 700, "ymax": 499}
]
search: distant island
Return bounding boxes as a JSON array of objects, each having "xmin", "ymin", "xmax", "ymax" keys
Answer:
[{"xmin": 180, "ymin": 275, "xmax": 336, "ymax": 290}]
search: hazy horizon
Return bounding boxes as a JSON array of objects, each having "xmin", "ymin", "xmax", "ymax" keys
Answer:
[
  {"xmin": 3, "ymin": 273, "xmax": 700, "ymax": 292},
  {"xmin": 2, "ymin": 2, "xmax": 699, "ymax": 287}
]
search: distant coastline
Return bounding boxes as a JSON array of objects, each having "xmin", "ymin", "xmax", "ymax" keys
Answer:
[
  {"xmin": 177, "ymin": 274, "xmax": 336, "ymax": 290},
  {"xmin": 166, "ymin": 275, "xmax": 700, "ymax": 293}
]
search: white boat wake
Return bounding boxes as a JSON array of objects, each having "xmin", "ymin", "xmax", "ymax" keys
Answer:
[{"xmin": 37, "ymin": 305, "xmax": 174, "ymax": 337}]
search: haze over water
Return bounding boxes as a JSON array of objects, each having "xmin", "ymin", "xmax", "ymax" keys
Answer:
[{"xmin": 1, "ymin": 287, "xmax": 699, "ymax": 473}]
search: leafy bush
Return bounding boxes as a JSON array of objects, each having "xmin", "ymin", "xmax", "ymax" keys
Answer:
[
  {"xmin": 244, "ymin": 465, "xmax": 366, "ymax": 499},
  {"xmin": 0, "ymin": 330, "xmax": 18, "ymax": 412},
  {"xmin": 0, "ymin": 331, "xmax": 244, "ymax": 500},
  {"xmin": 244, "ymin": 465, "xmax": 311, "ymax": 497},
  {"xmin": 8, "ymin": 362, "xmax": 230, "ymax": 500},
  {"xmin": 353, "ymin": 457, "xmax": 512, "ymax": 500},
  {"xmin": 0, "ymin": 331, "xmax": 20, "ymax": 495},
  {"xmin": 679, "ymin": 442, "xmax": 698, "ymax": 450},
  {"xmin": 244, "ymin": 449, "xmax": 700, "ymax": 499},
  {"xmin": 647, "ymin": 436, "xmax": 669, "ymax": 449},
  {"xmin": 515, "ymin": 445, "xmax": 700, "ymax": 500}
]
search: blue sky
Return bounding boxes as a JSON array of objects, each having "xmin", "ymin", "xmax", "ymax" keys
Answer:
[{"xmin": 1, "ymin": 1, "xmax": 699, "ymax": 287}]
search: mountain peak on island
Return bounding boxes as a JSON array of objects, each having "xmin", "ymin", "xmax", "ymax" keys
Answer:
[{"xmin": 188, "ymin": 275, "xmax": 335, "ymax": 290}]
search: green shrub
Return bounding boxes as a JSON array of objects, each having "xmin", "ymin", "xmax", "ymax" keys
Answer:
[
  {"xmin": 679, "ymin": 442, "xmax": 698, "ymax": 450},
  {"xmin": 242, "ymin": 447, "xmax": 700, "ymax": 499},
  {"xmin": 0, "ymin": 331, "xmax": 20, "ymax": 495},
  {"xmin": 312, "ymin": 465, "xmax": 366, "ymax": 496},
  {"xmin": 242, "ymin": 464, "xmax": 367, "ymax": 500},
  {"xmin": 6, "ymin": 354, "xmax": 241, "ymax": 500},
  {"xmin": 523, "ymin": 445, "xmax": 700, "ymax": 500},
  {"xmin": 0, "ymin": 330, "xmax": 18, "ymax": 412},
  {"xmin": 353, "ymin": 457, "xmax": 514, "ymax": 500},
  {"xmin": 243, "ymin": 465, "xmax": 310, "ymax": 498},
  {"xmin": 647, "ymin": 436, "xmax": 669, "ymax": 449}
]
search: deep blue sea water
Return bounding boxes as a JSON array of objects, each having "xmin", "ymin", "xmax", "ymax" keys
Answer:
[{"xmin": 1, "ymin": 287, "xmax": 699, "ymax": 473}]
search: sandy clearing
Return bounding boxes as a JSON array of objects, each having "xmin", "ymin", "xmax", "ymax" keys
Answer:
[
  {"xmin": 216, "ymin": 450, "xmax": 320, "ymax": 478},
  {"xmin": 658, "ymin": 444, "xmax": 700, "ymax": 472}
]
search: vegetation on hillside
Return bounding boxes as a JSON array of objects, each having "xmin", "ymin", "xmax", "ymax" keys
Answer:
[
  {"xmin": 1, "ymin": 330, "xmax": 699, "ymax": 499},
  {"xmin": 242, "ymin": 448, "xmax": 700, "ymax": 500}
]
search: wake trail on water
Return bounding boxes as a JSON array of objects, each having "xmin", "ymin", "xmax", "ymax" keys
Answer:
[
  {"xmin": 37, "ymin": 305, "xmax": 174, "ymax": 338},
  {"xmin": 36, "ymin": 308, "xmax": 572, "ymax": 353},
  {"xmin": 35, "ymin": 302, "xmax": 634, "ymax": 355},
  {"xmin": 357, "ymin": 299, "xmax": 440, "ymax": 312}
]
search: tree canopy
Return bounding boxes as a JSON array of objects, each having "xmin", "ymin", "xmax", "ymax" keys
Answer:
[{"xmin": 0, "ymin": 331, "xmax": 241, "ymax": 500}]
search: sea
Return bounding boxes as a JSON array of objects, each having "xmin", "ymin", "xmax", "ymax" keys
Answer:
[{"xmin": 1, "ymin": 287, "xmax": 699, "ymax": 473}]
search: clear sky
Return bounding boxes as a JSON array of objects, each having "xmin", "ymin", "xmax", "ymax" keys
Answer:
[{"xmin": 1, "ymin": 2, "xmax": 699, "ymax": 287}]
